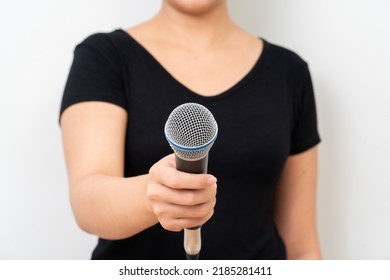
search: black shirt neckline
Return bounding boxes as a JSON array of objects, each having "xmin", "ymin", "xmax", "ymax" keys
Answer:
[{"xmin": 117, "ymin": 29, "xmax": 268, "ymax": 102}]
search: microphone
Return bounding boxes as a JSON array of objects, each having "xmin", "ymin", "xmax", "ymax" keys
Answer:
[{"xmin": 164, "ymin": 103, "xmax": 218, "ymax": 260}]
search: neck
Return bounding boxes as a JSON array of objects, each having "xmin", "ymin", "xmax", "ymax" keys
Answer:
[{"xmin": 152, "ymin": 1, "xmax": 236, "ymax": 50}]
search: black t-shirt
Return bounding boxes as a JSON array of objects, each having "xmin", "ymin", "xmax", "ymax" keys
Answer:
[{"xmin": 60, "ymin": 29, "xmax": 320, "ymax": 260}]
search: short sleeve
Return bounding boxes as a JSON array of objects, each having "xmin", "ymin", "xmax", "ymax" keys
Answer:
[
  {"xmin": 60, "ymin": 33, "xmax": 127, "ymax": 117},
  {"xmin": 290, "ymin": 66, "xmax": 321, "ymax": 155}
]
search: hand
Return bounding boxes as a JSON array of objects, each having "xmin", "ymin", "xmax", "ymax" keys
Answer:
[{"xmin": 147, "ymin": 154, "xmax": 217, "ymax": 232}]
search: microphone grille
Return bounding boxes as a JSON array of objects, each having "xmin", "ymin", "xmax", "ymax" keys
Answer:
[{"xmin": 165, "ymin": 103, "xmax": 218, "ymax": 160}]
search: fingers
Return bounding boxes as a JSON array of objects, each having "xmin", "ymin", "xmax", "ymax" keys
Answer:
[
  {"xmin": 150, "ymin": 155, "xmax": 217, "ymax": 190},
  {"xmin": 147, "ymin": 154, "xmax": 218, "ymax": 232},
  {"xmin": 148, "ymin": 181, "xmax": 217, "ymax": 206},
  {"xmin": 158, "ymin": 209, "xmax": 215, "ymax": 232},
  {"xmin": 153, "ymin": 199, "xmax": 216, "ymax": 227}
]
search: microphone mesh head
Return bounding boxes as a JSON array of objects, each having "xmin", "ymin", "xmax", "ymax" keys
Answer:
[{"xmin": 165, "ymin": 103, "xmax": 218, "ymax": 160}]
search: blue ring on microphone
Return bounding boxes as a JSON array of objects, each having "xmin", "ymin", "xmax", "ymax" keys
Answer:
[{"xmin": 164, "ymin": 131, "xmax": 218, "ymax": 151}]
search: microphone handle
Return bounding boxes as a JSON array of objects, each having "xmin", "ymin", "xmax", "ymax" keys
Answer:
[
  {"xmin": 175, "ymin": 154, "xmax": 209, "ymax": 260},
  {"xmin": 175, "ymin": 154, "xmax": 208, "ymax": 174}
]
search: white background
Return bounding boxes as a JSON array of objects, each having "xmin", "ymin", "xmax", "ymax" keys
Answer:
[{"xmin": 0, "ymin": 0, "xmax": 389, "ymax": 259}]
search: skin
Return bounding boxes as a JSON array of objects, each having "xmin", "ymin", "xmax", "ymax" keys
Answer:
[
  {"xmin": 273, "ymin": 148, "xmax": 321, "ymax": 259},
  {"xmin": 60, "ymin": 0, "xmax": 321, "ymax": 259}
]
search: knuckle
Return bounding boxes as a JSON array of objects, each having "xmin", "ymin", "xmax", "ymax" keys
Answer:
[
  {"xmin": 145, "ymin": 189, "xmax": 154, "ymax": 201},
  {"xmin": 145, "ymin": 184, "xmax": 158, "ymax": 201},
  {"xmin": 148, "ymin": 164, "xmax": 157, "ymax": 176},
  {"xmin": 184, "ymin": 191, "xmax": 197, "ymax": 205},
  {"xmin": 169, "ymin": 174, "xmax": 181, "ymax": 189},
  {"xmin": 212, "ymin": 184, "xmax": 217, "ymax": 195},
  {"xmin": 203, "ymin": 209, "xmax": 214, "ymax": 223},
  {"xmin": 211, "ymin": 197, "xmax": 217, "ymax": 208},
  {"xmin": 172, "ymin": 224, "xmax": 182, "ymax": 232},
  {"xmin": 153, "ymin": 205, "xmax": 165, "ymax": 216},
  {"xmin": 159, "ymin": 220, "xmax": 170, "ymax": 231},
  {"xmin": 197, "ymin": 204, "xmax": 210, "ymax": 218},
  {"xmin": 160, "ymin": 220, "xmax": 181, "ymax": 232},
  {"xmin": 148, "ymin": 169, "xmax": 159, "ymax": 183}
]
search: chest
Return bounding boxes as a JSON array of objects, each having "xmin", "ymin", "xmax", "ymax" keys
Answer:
[
  {"xmin": 132, "ymin": 38, "xmax": 262, "ymax": 97},
  {"xmin": 162, "ymin": 51, "xmax": 255, "ymax": 94},
  {"xmin": 123, "ymin": 68, "xmax": 293, "ymax": 182}
]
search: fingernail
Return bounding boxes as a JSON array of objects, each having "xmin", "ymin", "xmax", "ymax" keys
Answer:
[{"xmin": 207, "ymin": 176, "xmax": 217, "ymax": 185}]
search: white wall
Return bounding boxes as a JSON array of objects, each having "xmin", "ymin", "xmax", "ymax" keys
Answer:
[
  {"xmin": 0, "ymin": 0, "xmax": 389, "ymax": 259},
  {"xmin": 0, "ymin": 0, "xmax": 161, "ymax": 260}
]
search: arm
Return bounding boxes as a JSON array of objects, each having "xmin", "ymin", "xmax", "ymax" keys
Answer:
[
  {"xmin": 60, "ymin": 101, "xmax": 216, "ymax": 240},
  {"xmin": 273, "ymin": 146, "xmax": 321, "ymax": 259},
  {"xmin": 61, "ymin": 101, "xmax": 158, "ymax": 239}
]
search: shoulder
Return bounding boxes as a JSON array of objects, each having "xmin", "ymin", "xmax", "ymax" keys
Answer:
[
  {"xmin": 77, "ymin": 29, "xmax": 127, "ymax": 49},
  {"xmin": 263, "ymin": 40, "xmax": 309, "ymax": 78},
  {"xmin": 73, "ymin": 30, "xmax": 131, "ymax": 67}
]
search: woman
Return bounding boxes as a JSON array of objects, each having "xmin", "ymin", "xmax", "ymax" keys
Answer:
[{"xmin": 60, "ymin": 0, "xmax": 321, "ymax": 259}]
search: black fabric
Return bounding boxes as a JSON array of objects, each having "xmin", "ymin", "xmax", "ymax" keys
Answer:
[{"xmin": 60, "ymin": 29, "xmax": 320, "ymax": 260}]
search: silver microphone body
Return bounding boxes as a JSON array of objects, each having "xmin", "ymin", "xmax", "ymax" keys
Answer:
[{"xmin": 164, "ymin": 103, "xmax": 218, "ymax": 260}]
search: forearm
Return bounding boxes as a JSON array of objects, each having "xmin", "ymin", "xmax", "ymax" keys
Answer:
[
  {"xmin": 70, "ymin": 173, "xmax": 158, "ymax": 240},
  {"xmin": 288, "ymin": 249, "xmax": 322, "ymax": 260}
]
